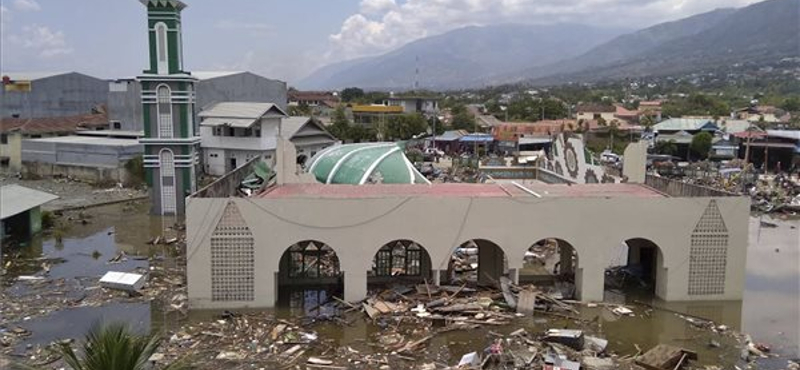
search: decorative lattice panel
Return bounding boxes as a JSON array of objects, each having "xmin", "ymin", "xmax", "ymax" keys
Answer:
[
  {"xmin": 211, "ymin": 201, "xmax": 255, "ymax": 301},
  {"xmin": 688, "ymin": 200, "xmax": 729, "ymax": 295}
]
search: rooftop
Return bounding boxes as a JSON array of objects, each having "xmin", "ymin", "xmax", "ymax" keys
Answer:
[
  {"xmin": 0, "ymin": 185, "xmax": 59, "ymax": 220},
  {"xmin": 191, "ymin": 71, "xmax": 245, "ymax": 80},
  {"xmin": 259, "ymin": 182, "xmax": 664, "ymax": 199},
  {"xmin": 198, "ymin": 102, "xmax": 288, "ymax": 128},
  {"xmin": 0, "ymin": 112, "xmax": 108, "ymax": 134},
  {"xmin": 653, "ymin": 118, "xmax": 718, "ymax": 132}
]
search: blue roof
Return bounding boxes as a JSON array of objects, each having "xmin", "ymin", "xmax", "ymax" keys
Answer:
[
  {"xmin": 654, "ymin": 118, "xmax": 718, "ymax": 132},
  {"xmin": 460, "ymin": 133, "xmax": 494, "ymax": 143}
]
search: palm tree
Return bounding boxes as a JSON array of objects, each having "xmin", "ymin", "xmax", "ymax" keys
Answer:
[{"xmin": 16, "ymin": 323, "xmax": 189, "ymax": 370}]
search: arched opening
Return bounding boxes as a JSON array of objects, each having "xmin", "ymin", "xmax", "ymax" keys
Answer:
[
  {"xmin": 277, "ymin": 240, "xmax": 343, "ymax": 313},
  {"xmin": 520, "ymin": 238, "xmax": 578, "ymax": 298},
  {"xmin": 368, "ymin": 240, "xmax": 432, "ymax": 286},
  {"xmin": 605, "ymin": 238, "xmax": 666, "ymax": 299},
  {"xmin": 448, "ymin": 239, "xmax": 507, "ymax": 286}
]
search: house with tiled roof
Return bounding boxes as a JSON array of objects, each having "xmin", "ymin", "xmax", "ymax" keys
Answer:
[
  {"xmin": 576, "ymin": 104, "xmax": 616, "ymax": 122},
  {"xmin": 0, "ymin": 111, "xmax": 109, "ymax": 171}
]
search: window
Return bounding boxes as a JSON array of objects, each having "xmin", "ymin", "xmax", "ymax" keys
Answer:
[
  {"xmin": 155, "ymin": 22, "xmax": 168, "ymax": 73},
  {"xmin": 160, "ymin": 149, "xmax": 175, "ymax": 177},
  {"xmin": 157, "ymin": 85, "xmax": 173, "ymax": 138},
  {"xmin": 112, "ymin": 121, "xmax": 121, "ymax": 130},
  {"xmin": 244, "ymin": 128, "xmax": 252, "ymax": 137},
  {"xmin": 213, "ymin": 127, "xmax": 221, "ymax": 136},
  {"xmin": 254, "ymin": 129, "xmax": 261, "ymax": 137},
  {"xmin": 288, "ymin": 241, "xmax": 340, "ymax": 278},
  {"xmin": 31, "ymin": 134, "xmax": 42, "ymax": 139},
  {"xmin": 0, "ymin": 134, "xmax": 7, "ymax": 144},
  {"xmin": 227, "ymin": 127, "xmax": 234, "ymax": 137}
]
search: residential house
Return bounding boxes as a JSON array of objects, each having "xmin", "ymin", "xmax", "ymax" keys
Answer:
[
  {"xmin": 735, "ymin": 106, "xmax": 785, "ymax": 123},
  {"xmin": 385, "ymin": 96, "xmax": 439, "ymax": 115},
  {"xmin": 576, "ymin": 104, "xmax": 616, "ymax": 122},
  {"xmin": 198, "ymin": 102, "xmax": 337, "ymax": 176},
  {"xmin": 0, "ymin": 112, "xmax": 109, "ymax": 171},
  {"xmin": 638, "ymin": 101, "xmax": 663, "ymax": 122},
  {"xmin": 348, "ymin": 104, "xmax": 405, "ymax": 126},
  {"xmin": 1, "ymin": 72, "xmax": 108, "ymax": 119},
  {"xmin": 653, "ymin": 118, "xmax": 720, "ymax": 160},
  {"xmin": 288, "ymin": 90, "xmax": 340, "ymax": 111}
]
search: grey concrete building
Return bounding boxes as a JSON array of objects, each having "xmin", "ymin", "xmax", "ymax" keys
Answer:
[
  {"xmin": 0, "ymin": 72, "xmax": 108, "ymax": 119},
  {"xmin": 108, "ymin": 78, "xmax": 144, "ymax": 132},
  {"xmin": 107, "ymin": 71, "xmax": 288, "ymax": 135},
  {"xmin": 21, "ymin": 135, "xmax": 142, "ymax": 183}
]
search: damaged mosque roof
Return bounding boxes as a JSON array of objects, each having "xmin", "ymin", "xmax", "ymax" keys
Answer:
[{"xmin": 306, "ymin": 143, "xmax": 431, "ymax": 185}]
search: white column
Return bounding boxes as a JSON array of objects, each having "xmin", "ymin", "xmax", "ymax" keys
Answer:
[
  {"xmin": 432, "ymin": 269, "xmax": 441, "ymax": 286},
  {"xmin": 509, "ymin": 268, "xmax": 520, "ymax": 284},
  {"xmin": 576, "ymin": 266, "xmax": 604, "ymax": 302},
  {"xmin": 344, "ymin": 270, "xmax": 367, "ymax": 303}
]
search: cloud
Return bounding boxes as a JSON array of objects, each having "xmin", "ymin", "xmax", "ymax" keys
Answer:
[
  {"xmin": 360, "ymin": 0, "xmax": 397, "ymax": 15},
  {"xmin": 328, "ymin": 0, "xmax": 761, "ymax": 61},
  {"xmin": 13, "ymin": 0, "xmax": 40, "ymax": 12},
  {"xmin": 9, "ymin": 24, "xmax": 73, "ymax": 58}
]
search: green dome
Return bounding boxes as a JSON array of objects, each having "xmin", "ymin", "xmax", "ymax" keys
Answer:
[{"xmin": 306, "ymin": 143, "xmax": 430, "ymax": 185}]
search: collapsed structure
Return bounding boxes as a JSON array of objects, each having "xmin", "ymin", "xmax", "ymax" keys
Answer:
[{"xmin": 186, "ymin": 134, "xmax": 750, "ymax": 309}]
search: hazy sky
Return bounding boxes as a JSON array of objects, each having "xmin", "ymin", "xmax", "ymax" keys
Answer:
[{"xmin": 0, "ymin": 0, "xmax": 762, "ymax": 84}]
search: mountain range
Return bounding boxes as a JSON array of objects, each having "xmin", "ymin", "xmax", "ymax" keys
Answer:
[{"xmin": 298, "ymin": 0, "xmax": 800, "ymax": 91}]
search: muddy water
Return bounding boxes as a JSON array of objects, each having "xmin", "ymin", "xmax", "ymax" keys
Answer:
[{"xmin": 2, "ymin": 203, "xmax": 798, "ymax": 368}]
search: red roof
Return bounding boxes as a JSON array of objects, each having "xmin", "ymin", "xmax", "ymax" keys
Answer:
[
  {"xmin": 0, "ymin": 112, "xmax": 108, "ymax": 134},
  {"xmin": 259, "ymin": 182, "xmax": 664, "ymax": 199}
]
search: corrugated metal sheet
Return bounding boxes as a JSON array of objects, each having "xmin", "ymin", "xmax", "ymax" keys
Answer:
[
  {"xmin": 199, "ymin": 117, "xmax": 256, "ymax": 128},
  {"xmin": 654, "ymin": 118, "xmax": 718, "ymax": 132},
  {"xmin": 198, "ymin": 102, "xmax": 287, "ymax": 120}
]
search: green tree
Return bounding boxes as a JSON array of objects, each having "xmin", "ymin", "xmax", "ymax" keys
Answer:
[
  {"xmin": 450, "ymin": 105, "xmax": 476, "ymax": 131},
  {"xmin": 781, "ymin": 96, "xmax": 800, "ymax": 112},
  {"xmin": 386, "ymin": 114, "xmax": 429, "ymax": 141},
  {"xmin": 654, "ymin": 140, "xmax": 678, "ymax": 156},
  {"xmin": 288, "ymin": 103, "xmax": 311, "ymax": 116},
  {"xmin": 690, "ymin": 132, "xmax": 713, "ymax": 160},
  {"xmin": 327, "ymin": 106, "xmax": 351, "ymax": 141},
  {"xmin": 47, "ymin": 323, "xmax": 187, "ymax": 370},
  {"xmin": 340, "ymin": 87, "xmax": 364, "ymax": 102}
]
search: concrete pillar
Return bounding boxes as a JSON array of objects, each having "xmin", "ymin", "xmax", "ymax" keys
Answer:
[
  {"xmin": 559, "ymin": 245, "xmax": 574, "ymax": 274},
  {"xmin": 478, "ymin": 241, "xmax": 504, "ymax": 286},
  {"xmin": 509, "ymin": 268, "xmax": 519, "ymax": 285},
  {"xmin": 432, "ymin": 269, "xmax": 441, "ymax": 286},
  {"xmin": 576, "ymin": 265, "xmax": 604, "ymax": 302},
  {"xmin": 344, "ymin": 270, "xmax": 367, "ymax": 303}
]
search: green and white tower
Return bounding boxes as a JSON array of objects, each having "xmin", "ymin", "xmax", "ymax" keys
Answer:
[{"xmin": 138, "ymin": 0, "xmax": 199, "ymax": 215}]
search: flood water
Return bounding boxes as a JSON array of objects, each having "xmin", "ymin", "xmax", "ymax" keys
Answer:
[{"xmin": 1, "ymin": 202, "xmax": 798, "ymax": 368}]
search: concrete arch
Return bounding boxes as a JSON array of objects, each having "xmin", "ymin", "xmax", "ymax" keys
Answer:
[
  {"xmin": 368, "ymin": 239, "xmax": 433, "ymax": 282},
  {"xmin": 449, "ymin": 238, "xmax": 508, "ymax": 286},
  {"xmin": 618, "ymin": 237, "xmax": 669, "ymax": 299},
  {"xmin": 277, "ymin": 240, "xmax": 343, "ymax": 282},
  {"xmin": 521, "ymin": 238, "xmax": 580, "ymax": 278}
]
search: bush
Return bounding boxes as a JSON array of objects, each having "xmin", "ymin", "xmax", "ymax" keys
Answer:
[
  {"xmin": 41, "ymin": 210, "xmax": 56, "ymax": 229},
  {"xmin": 124, "ymin": 155, "xmax": 146, "ymax": 187}
]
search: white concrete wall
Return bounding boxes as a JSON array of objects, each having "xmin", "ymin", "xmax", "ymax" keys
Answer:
[{"xmin": 187, "ymin": 193, "xmax": 749, "ymax": 309}]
